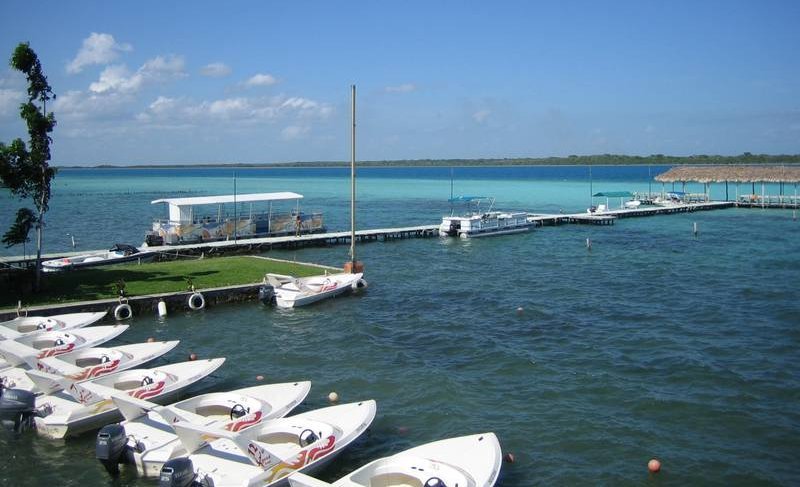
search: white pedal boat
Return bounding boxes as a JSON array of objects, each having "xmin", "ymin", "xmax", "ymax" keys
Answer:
[
  {"xmin": 0, "ymin": 325, "xmax": 129, "ymax": 369},
  {"xmin": 159, "ymin": 399, "xmax": 377, "ymax": 487},
  {"xmin": 29, "ymin": 357, "xmax": 225, "ymax": 439},
  {"xmin": 0, "ymin": 339, "xmax": 179, "ymax": 393},
  {"xmin": 96, "ymin": 381, "xmax": 312, "ymax": 477},
  {"xmin": 42, "ymin": 243, "xmax": 156, "ymax": 272},
  {"xmin": 0, "ymin": 311, "xmax": 106, "ymax": 336},
  {"xmin": 264, "ymin": 273, "xmax": 367, "ymax": 309},
  {"xmin": 288, "ymin": 433, "xmax": 503, "ymax": 487}
]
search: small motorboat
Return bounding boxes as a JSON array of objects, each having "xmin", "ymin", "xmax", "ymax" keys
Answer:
[
  {"xmin": 0, "ymin": 311, "xmax": 107, "ymax": 335},
  {"xmin": 95, "ymin": 381, "xmax": 312, "ymax": 477},
  {"xmin": 0, "ymin": 339, "xmax": 179, "ymax": 393},
  {"xmin": 42, "ymin": 243, "xmax": 156, "ymax": 272},
  {"xmin": 26, "ymin": 358, "xmax": 225, "ymax": 439},
  {"xmin": 623, "ymin": 200, "xmax": 642, "ymax": 209},
  {"xmin": 0, "ymin": 325, "xmax": 129, "ymax": 369},
  {"xmin": 263, "ymin": 272, "xmax": 367, "ymax": 309},
  {"xmin": 159, "ymin": 400, "xmax": 377, "ymax": 487},
  {"xmin": 288, "ymin": 432, "xmax": 503, "ymax": 487}
]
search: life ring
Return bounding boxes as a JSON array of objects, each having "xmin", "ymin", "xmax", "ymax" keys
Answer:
[
  {"xmin": 188, "ymin": 292, "xmax": 206, "ymax": 310},
  {"xmin": 114, "ymin": 303, "xmax": 133, "ymax": 320}
]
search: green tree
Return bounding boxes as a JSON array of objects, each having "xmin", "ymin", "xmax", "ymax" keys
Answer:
[{"xmin": 0, "ymin": 43, "xmax": 57, "ymax": 290}]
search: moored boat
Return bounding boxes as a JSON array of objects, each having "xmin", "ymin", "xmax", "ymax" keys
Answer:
[
  {"xmin": 288, "ymin": 432, "xmax": 503, "ymax": 487},
  {"xmin": 0, "ymin": 325, "xmax": 129, "ymax": 369},
  {"xmin": 0, "ymin": 311, "xmax": 107, "ymax": 335},
  {"xmin": 263, "ymin": 273, "xmax": 367, "ymax": 309},
  {"xmin": 42, "ymin": 244, "xmax": 155, "ymax": 272},
  {"xmin": 439, "ymin": 196, "xmax": 533, "ymax": 239},
  {"xmin": 0, "ymin": 339, "xmax": 179, "ymax": 393},
  {"xmin": 96, "ymin": 381, "xmax": 312, "ymax": 477},
  {"xmin": 159, "ymin": 399, "xmax": 377, "ymax": 487},
  {"xmin": 28, "ymin": 357, "xmax": 226, "ymax": 439}
]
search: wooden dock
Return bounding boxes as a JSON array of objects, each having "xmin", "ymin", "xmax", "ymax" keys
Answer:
[
  {"xmin": 0, "ymin": 225, "xmax": 441, "ymax": 268},
  {"xmin": 528, "ymin": 200, "xmax": 736, "ymax": 226}
]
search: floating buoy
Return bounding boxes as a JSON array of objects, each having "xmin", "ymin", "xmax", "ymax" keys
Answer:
[
  {"xmin": 157, "ymin": 300, "xmax": 167, "ymax": 317},
  {"xmin": 189, "ymin": 353, "xmax": 197, "ymax": 361},
  {"xmin": 693, "ymin": 222, "xmax": 698, "ymax": 236},
  {"xmin": 114, "ymin": 303, "xmax": 132, "ymax": 321},
  {"xmin": 256, "ymin": 375, "xmax": 264, "ymax": 381},
  {"xmin": 516, "ymin": 307, "xmax": 524, "ymax": 315},
  {"xmin": 147, "ymin": 337, "xmax": 155, "ymax": 343},
  {"xmin": 648, "ymin": 458, "xmax": 661, "ymax": 473},
  {"xmin": 586, "ymin": 238, "xmax": 592, "ymax": 250},
  {"xmin": 504, "ymin": 453, "xmax": 515, "ymax": 463},
  {"xmin": 328, "ymin": 391, "xmax": 339, "ymax": 403},
  {"xmin": 188, "ymin": 292, "xmax": 205, "ymax": 310}
]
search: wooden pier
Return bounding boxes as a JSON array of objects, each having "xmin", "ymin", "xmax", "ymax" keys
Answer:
[{"xmin": 528, "ymin": 200, "xmax": 735, "ymax": 226}]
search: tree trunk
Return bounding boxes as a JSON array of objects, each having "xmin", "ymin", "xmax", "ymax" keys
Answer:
[{"xmin": 34, "ymin": 211, "xmax": 43, "ymax": 292}]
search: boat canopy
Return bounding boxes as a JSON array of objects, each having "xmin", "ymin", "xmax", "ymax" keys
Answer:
[
  {"xmin": 592, "ymin": 191, "xmax": 633, "ymax": 198},
  {"xmin": 448, "ymin": 195, "xmax": 490, "ymax": 202},
  {"xmin": 151, "ymin": 192, "xmax": 304, "ymax": 223}
]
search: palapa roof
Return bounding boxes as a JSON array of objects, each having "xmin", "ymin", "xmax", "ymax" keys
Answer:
[{"xmin": 655, "ymin": 165, "xmax": 800, "ymax": 183}]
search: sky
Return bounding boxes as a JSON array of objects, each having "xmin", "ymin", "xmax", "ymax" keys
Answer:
[{"xmin": 0, "ymin": 0, "xmax": 798, "ymax": 165}]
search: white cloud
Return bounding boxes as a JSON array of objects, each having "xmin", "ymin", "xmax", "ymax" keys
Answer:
[
  {"xmin": 200, "ymin": 62, "xmax": 232, "ymax": 77},
  {"xmin": 89, "ymin": 55, "xmax": 186, "ymax": 94},
  {"xmin": 472, "ymin": 109, "xmax": 491, "ymax": 123},
  {"xmin": 53, "ymin": 89, "xmax": 133, "ymax": 121},
  {"xmin": 137, "ymin": 94, "xmax": 333, "ymax": 127},
  {"xmin": 0, "ymin": 88, "xmax": 25, "ymax": 117},
  {"xmin": 281, "ymin": 125, "xmax": 310, "ymax": 140},
  {"xmin": 385, "ymin": 83, "xmax": 416, "ymax": 93},
  {"xmin": 245, "ymin": 73, "xmax": 278, "ymax": 87},
  {"xmin": 67, "ymin": 33, "xmax": 132, "ymax": 74}
]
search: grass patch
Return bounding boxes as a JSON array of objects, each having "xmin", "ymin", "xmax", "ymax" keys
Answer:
[{"xmin": 2, "ymin": 256, "xmax": 332, "ymax": 309}]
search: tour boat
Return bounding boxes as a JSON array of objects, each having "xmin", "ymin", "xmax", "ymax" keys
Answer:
[
  {"xmin": 288, "ymin": 432, "xmax": 503, "ymax": 487},
  {"xmin": 158, "ymin": 400, "xmax": 377, "ymax": 487},
  {"xmin": 145, "ymin": 192, "xmax": 325, "ymax": 246},
  {"xmin": 41, "ymin": 244, "xmax": 156, "ymax": 272},
  {"xmin": 95, "ymin": 381, "xmax": 312, "ymax": 477},
  {"xmin": 27, "ymin": 357, "xmax": 226, "ymax": 439},
  {"xmin": 0, "ymin": 325, "xmax": 129, "ymax": 369},
  {"xmin": 0, "ymin": 311, "xmax": 107, "ymax": 335},
  {"xmin": 0, "ymin": 339, "xmax": 179, "ymax": 393},
  {"xmin": 262, "ymin": 272, "xmax": 367, "ymax": 309},
  {"xmin": 439, "ymin": 196, "xmax": 533, "ymax": 239}
]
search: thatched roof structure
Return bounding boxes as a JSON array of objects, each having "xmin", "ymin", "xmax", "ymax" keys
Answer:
[{"xmin": 655, "ymin": 165, "xmax": 800, "ymax": 183}]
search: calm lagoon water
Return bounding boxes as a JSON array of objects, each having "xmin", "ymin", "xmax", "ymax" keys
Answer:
[{"xmin": 1, "ymin": 166, "xmax": 799, "ymax": 486}]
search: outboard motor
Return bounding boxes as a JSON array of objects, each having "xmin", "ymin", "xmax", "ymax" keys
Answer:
[
  {"xmin": 96, "ymin": 423, "xmax": 132, "ymax": 476},
  {"xmin": 0, "ymin": 385, "xmax": 37, "ymax": 434},
  {"xmin": 160, "ymin": 457, "xmax": 197, "ymax": 487},
  {"xmin": 258, "ymin": 284, "xmax": 275, "ymax": 305}
]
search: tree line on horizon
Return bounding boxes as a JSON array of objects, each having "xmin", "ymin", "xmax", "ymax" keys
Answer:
[{"xmin": 74, "ymin": 152, "xmax": 800, "ymax": 169}]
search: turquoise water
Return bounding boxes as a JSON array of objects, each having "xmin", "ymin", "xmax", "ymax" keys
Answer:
[{"xmin": 1, "ymin": 167, "xmax": 799, "ymax": 486}]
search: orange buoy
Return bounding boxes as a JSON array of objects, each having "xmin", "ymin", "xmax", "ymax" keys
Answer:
[
  {"xmin": 504, "ymin": 453, "xmax": 515, "ymax": 463},
  {"xmin": 648, "ymin": 458, "xmax": 661, "ymax": 473},
  {"xmin": 189, "ymin": 353, "xmax": 197, "ymax": 361}
]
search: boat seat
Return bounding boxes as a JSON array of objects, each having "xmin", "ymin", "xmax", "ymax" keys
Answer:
[{"xmin": 369, "ymin": 473, "xmax": 422, "ymax": 487}]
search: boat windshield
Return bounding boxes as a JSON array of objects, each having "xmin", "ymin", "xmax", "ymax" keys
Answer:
[{"xmin": 447, "ymin": 196, "xmax": 495, "ymax": 215}]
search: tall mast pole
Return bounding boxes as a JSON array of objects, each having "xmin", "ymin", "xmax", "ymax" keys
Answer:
[{"xmin": 349, "ymin": 85, "xmax": 357, "ymax": 271}]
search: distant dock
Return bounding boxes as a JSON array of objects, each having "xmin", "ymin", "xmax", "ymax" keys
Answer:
[{"xmin": 528, "ymin": 200, "xmax": 736, "ymax": 226}]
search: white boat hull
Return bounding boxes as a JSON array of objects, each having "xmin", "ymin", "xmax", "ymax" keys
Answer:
[
  {"xmin": 33, "ymin": 358, "xmax": 225, "ymax": 439},
  {"xmin": 176, "ymin": 400, "xmax": 377, "ymax": 487},
  {"xmin": 289, "ymin": 432, "xmax": 503, "ymax": 487},
  {"xmin": 123, "ymin": 381, "xmax": 312, "ymax": 477},
  {"xmin": 0, "ymin": 325, "xmax": 129, "ymax": 369},
  {"xmin": 0, "ymin": 311, "xmax": 107, "ymax": 336},
  {"xmin": 271, "ymin": 273, "xmax": 365, "ymax": 309}
]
